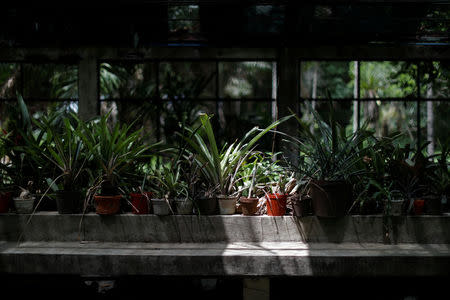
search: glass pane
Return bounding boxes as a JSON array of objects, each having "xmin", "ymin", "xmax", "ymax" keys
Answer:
[
  {"xmin": 360, "ymin": 100, "xmax": 418, "ymax": 147},
  {"xmin": 197, "ymin": 100, "xmax": 274, "ymax": 151},
  {"xmin": 245, "ymin": 5, "xmax": 285, "ymax": 34},
  {"xmin": 0, "ymin": 63, "xmax": 20, "ymax": 99},
  {"xmin": 360, "ymin": 61, "xmax": 417, "ymax": 99},
  {"xmin": 168, "ymin": 5, "xmax": 200, "ymax": 33},
  {"xmin": 22, "ymin": 64, "xmax": 78, "ymax": 99},
  {"xmin": 420, "ymin": 101, "xmax": 450, "ymax": 154},
  {"xmin": 159, "ymin": 62, "xmax": 216, "ymax": 99},
  {"xmin": 100, "ymin": 62, "xmax": 157, "ymax": 99},
  {"xmin": 300, "ymin": 61, "xmax": 355, "ymax": 99},
  {"xmin": 420, "ymin": 61, "xmax": 449, "ymax": 99},
  {"xmin": 299, "ymin": 100, "xmax": 355, "ymax": 135},
  {"xmin": 100, "ymin": 101, "xmax": 159, "ymax": 144},
  {"xmin": 219, "ymin": 61, "xmax": 274, "ymax": 99}
]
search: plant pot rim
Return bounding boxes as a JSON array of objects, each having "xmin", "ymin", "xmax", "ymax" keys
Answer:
[
  {"xmin": 94, "ymin": 194, "xmax": 122, "ymax": 199},
  {"xmin": 130, "ymin": 192, "xmax": 152, "ymax": 197},
  {"xmin": 240, "ymin": 197, "xmax": 259, "ymax": 203},
  {"xmin": 384, "ymin": 198, "xmax": 404, "ymax": 203},
  {"xmin": 266, "ymin": 193, "xmax": 288, "ymax": 198},
  {"xmin": 13, "ymin": 196, "xmax": 35, "ymax": 201},
  {"xmin": 217, "ymin": 194, "xmax": 238, "ymax": 199}
]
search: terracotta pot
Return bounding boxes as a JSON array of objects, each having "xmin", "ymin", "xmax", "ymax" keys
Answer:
[
  {"xmin": 151, "ymin": 198, "xmax": 172, "ymax": 216},
  {"xmin": 94, "ymin": 195, "xmax": 121, "ymax": 215},
  {"xmin": 173, "ymin": 198, "xmax": 193, "ymax": 215},
  {"xmin": 310, "ymin": 180, "xmax": 352, "ymax": 217},
  {"xmin": 292, "ymin": 196, "xmax": 312, "ymax": 217},
  {"xmin": 195, "ymin": 197, "xmax": 218, "ymax": 215},
  {"xmin": 130, "ymin": 192, "xmax": 152, "ymax": 214},
  {"xmin": 0, "ymin": 192, "xmax": 12, "ymax": 213},
  {"xmin": 266, "ymin": 193, "xmax": 288, "ymax": 216},
  {"xmin": 13, "ymin": 197, "xmax": 35, "ymax": 214},
  {"xmin": 413, "ymin": 199, "xmax": 425, "ymax": 215},
  {"xmin": 239, "ymin": 197, "xmax": 259, "ymax": 216},
  {"xmin": 55, "ymin": 190, "xmax": 81, "ymax": 214}
]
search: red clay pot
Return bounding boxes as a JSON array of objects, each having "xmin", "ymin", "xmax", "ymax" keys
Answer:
[
  {"xmin": 130, "ymin": 192, "xmax": 152, "ymax": 214},
  {"xmin": 413, "ymin": 199, "xmax": 425, "ymax": 215},
  {"xmin": 0, "ymin": 192, "xmax": 12, "ymax": 213},
  {"xmin": 240, "ymin": 197, "xmax": 259, "ymax": 216},
  {"xmin": 94, "ymin": 195, "xmax": 122, "ymax": 215},
  {"xmin": 266, "ymin": 193, "xmax": 288, "ymax": 216}
]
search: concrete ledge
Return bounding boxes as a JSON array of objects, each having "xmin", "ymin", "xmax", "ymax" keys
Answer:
[
  {"xmin": 1, "ymin": 241, "xmax": 449, "ymax": 277},
  {"xmin": 1, "ymin": 213, "xmax": 449, "ymax": 244}
]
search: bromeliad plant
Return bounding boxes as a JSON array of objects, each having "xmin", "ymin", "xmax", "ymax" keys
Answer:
[
  {"xmin": 79, "ymin": 113, "xmax": 153, "ymax": 214},
  {"xmin": 32, "ymin": 111, "xmax": 89, "ymax": 213},
  {"xmin": 286, "ymin": 102, "xmax": 373, "ymax": 217},
  {"xmin": 181, "ymin": 114, "xmax": 292, "ymax": 198}
]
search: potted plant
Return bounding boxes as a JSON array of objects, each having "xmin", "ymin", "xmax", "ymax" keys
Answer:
[
  {"xmin": 32, "ymin": 112, "xmax": 89, "ymax": 214},
  {"xmin": 79, "ymin": 113, "xmax": 151, "ymax": 215},
  {"xmin": 182, "ymin": 113, "xmax": 292, "ymax": 215},
  {"xmin": 370, "ymin": 180, "xmax": 405, "ymax": 216},
  {"xmin": 263, "ymin": 163, "xmax": 297, "ymax": 217},
  {"xmin": 237, "ymin": 154, "xmax": 264, "ymax": 216},
  {"xmin": 423, "ymin": 142, "xmax": 449, "ymax": 214},
  {"xmin": 2, "ymin": 94, "xmax": 51, "ymax": 212},
  {"xmin": 0, "ymin": 133, "xmax": 13, "ymax": 213},
  {"xmin": 290, "ymin": 176, "xmax": 313, "ymax": 217},
  {"xmin": 151, "ymin": 160, "xmax": 191, "ymax": 215},
  {"xmin": 13, "ymin": 182, "xmax": 36, "ymax": 214},
  {"xmin": 288, "ymin": 104, "xmax": 372, "ymax": 217}
]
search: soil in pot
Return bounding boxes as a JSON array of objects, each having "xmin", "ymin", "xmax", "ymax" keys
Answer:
[
  {"xmin": 292, "ymin": 196, "xmax": 312, "ymax": 217},
  {"xmin": 195, "ymin": 197, "xmax": 218, "ymax": 215},
  {"xmin": 239, "ymin": 197, "xmax": 259, "ymax": 216},
  {"xmin": 151, "ymin": 198, "xmax": 172, "ymax": 215},
  {"xmin": 55, "ymin": 190, "xmax": 81, "ymax": 214},
  {"xmin": 310, "ymin": 180, "xmax": 352, "ymax": 217},
  {"xmin": 94, "ymin": 195, "xmax": 122, "ymax": 215},
  {"xmin": 217, "ymin": 195, "xmax": 238, "ymax": 215},
  {"xmin": 0, "ymin": 192, "xmax": 12, "ymax": 213},
  {"xmin": 13, "ymin": 196, "xmax": 35, "ymax": 214},
  {"xmin": 266, "ymin": 193, "xmax": 288, "ymax": 216},
  {"xmin": 173, "ymin": 198, "xmax": 193, "ymax": 215},
  {"xmin": 130, "ymin": 192, "xmax": 152, "ymax": 214}
]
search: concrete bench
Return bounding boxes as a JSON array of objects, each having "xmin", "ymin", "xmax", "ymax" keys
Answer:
[{"xmin": 1, "ymin": 213, "xmax": 449, "ymax": 299}]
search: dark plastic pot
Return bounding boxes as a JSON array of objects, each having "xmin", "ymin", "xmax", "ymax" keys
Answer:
[
  {"xmin": 292, "ymin": 196, "xmax": 312, "ymax": 217},
  {"xmin": 310, "ymin": 180, "xmax": 352, "ymax": 217},
  {"xmin": 130, "ymin": 192, "xmax": 152, "ymax": 214},
  {"xmin": 195, "ymin": 197, "xmax": 218, "ymax": 215},
  {"xmin": 266, "ymin": 193, "xmax": 288, "ymax": 216},
  {"xmin": 55, "ymin": 190, "xmax": 81, "ymax": 214},
  {"xmin": 94, "ymin": 195, "xmax": 121, "ymax": 215},
  {"xmin": 239, "ymin": 197, "xmax": 259, "ymax": 216},
  {"xmin": 173, "ymin": 198, "xmax": 193, "ymax": 215},
  {"xmin": 424, "ymin": 195, "xmax": 442, "ymax": 215},
  {"xmin": 0, "ymin": 191, "xmax": 12, "ymax": 213}
]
